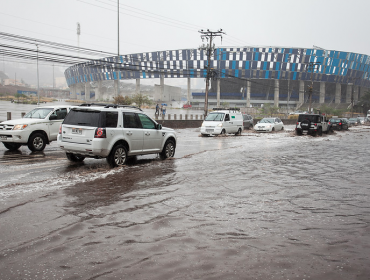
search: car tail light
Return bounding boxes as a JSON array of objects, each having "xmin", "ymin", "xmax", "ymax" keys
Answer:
[
  {"xmin": 339, "ymin": 122, "xmax": 342, "ymax": 125},
  {"xmin": 94, "ymin": 127, "xmax": 106, "ymax": 138},
  {"xmin": 59, "ymin": 124, "xmax": 62, "ymax": 134},
  {"xmin": 328, "ymin": 122, "xmax": 331, "ymax": 124}
]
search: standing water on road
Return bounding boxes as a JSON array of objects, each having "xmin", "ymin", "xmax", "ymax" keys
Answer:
[{"xmin": 0, "ymin": 123, "xmax": 370, "ymax": 279}]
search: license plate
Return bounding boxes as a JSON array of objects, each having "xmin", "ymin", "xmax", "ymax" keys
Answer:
[
  {"xmin": 72, "ymin": 128, "xmax": 82, "ymax": 134},
  {"xmin": 206, "ymin": 129, "xmax": 214, "ymax": 133},
  {"xmin": 0, "ymin": 136, "xmax": 7, "ymax": 140},
  {"xmin": 332, "ymin": 124, "xmax": 337, "ymax": 126}
]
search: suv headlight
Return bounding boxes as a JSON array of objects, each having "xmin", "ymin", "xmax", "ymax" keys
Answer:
[
  {"xmin": 13, "ymin": 124, "xmax": 28, "ymax": 130},
  {"xmin": 217, "ymin": 123, "xmax": 223, "ymax": 127}
]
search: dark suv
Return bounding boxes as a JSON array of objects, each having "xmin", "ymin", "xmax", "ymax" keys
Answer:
[
  {"xmin": 242, "ymin": 114, "xmax": 254, "ymax": 129},
  {"xmin": 328, "ymin": 118, "xmax": 349, "ymax": 131}
]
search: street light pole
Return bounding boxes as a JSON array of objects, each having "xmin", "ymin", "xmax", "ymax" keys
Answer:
[
  {"xmin": 349, "ymin": 77, "xmax": 360, "ymax": 117},
  {"xmin": 36, "ymin": 44, "xmax": 40, "ymax": 105},
  {"xmin": 116, "ymin": 0, "xmax": 120, "ymax": 98}
]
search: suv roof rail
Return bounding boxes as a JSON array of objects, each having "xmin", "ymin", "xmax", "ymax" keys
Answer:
[
  {"xmin": 212, "ymin": 107, "xmax": 240, "ymax": 111},
  {"xmin": 79, "ymin": 103, "xmax": 142, "ymax": 111}
]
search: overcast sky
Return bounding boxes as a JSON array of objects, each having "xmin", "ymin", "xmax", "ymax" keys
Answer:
[{"xmin": 1, "ymin": 0, "xmax": 370, "ymax": 87}]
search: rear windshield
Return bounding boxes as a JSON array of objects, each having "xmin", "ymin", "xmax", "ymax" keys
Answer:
[
  {"xmin": 329, "ymin": 119, "xmax": 341, "ymax": 123},
  {"xmin": 298, "ymin": 115, "xmax": 321, "ymax": 122},
  {"xmin": 63, "ymin": 110, "xmax": 118, "ymax": 127}
]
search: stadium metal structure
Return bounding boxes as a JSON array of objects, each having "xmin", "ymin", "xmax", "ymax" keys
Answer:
[{"xmin": 65, "ymin": 46, "xmax": 370, "ymax": 108}]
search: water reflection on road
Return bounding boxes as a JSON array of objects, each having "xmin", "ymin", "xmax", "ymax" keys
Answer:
[{"xmin": 1, "ymin": 127, "xmax": 370, "ymax": 280}]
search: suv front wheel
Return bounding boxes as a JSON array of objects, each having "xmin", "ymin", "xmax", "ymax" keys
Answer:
[
  {"xmin": 107, "ymin": 144, "xmax": 127, "ymax": 167},
  {"xmin": 160, "ymin": 140, "xmax": 175, "ymax": 159}
]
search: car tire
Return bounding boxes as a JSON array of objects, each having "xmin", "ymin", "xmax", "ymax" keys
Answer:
[
  {"xmin": 281, "ymin": 126, "xmax": 284, "ymax": 131},
  {"xmin": 234, "ymin": 128, "xmax": 242, "ymax": 136},
  {"xmin": 250, "ymin": 124, "xmax": 253, "ymax": 130},
  {"xmin": 28, "ymin": 133, "xmax": 46, "ymax": 152},
  {"xmin": 107, "ymin": 144, "xmax": 127, "ymax": 167},
  {"xmin": 318, "ymin": 127, "xmax": 322, "ymax": 136},
  {"xmin": 66, "ymin": 153, "xmax": 85, "ymax": 162},
  {"xmin": 160, "ymin": 140, "xmax": 176, "ymax": 159},
  {"xmin": 220, "ymin": 129, "xmax": 226, "ymax": 135},
  {"xmin": 272, "ymin": 127, "xmax": 275, "ymax": 132},
  {"xmin": 3, "ymin": 142, "xmax": 21, "ymax": 151},
  {"xmin": 296, "ymin": 129, "xmax": 303, "ymax": 136}
]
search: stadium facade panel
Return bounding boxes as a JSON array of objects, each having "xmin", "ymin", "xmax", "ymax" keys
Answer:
[{"xmin": 64, "ymin": 46, "xmax": 370, "ymax": 105}]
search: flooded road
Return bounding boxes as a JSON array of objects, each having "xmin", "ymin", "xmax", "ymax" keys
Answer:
[{"xmin": 1, "ymin": 126, "xmax": 370, "ymax": 280}]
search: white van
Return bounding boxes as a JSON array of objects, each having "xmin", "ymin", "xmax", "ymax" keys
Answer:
[{"xmin": 200, "ymin": 109, "xmax": 243, "ymax": 136}]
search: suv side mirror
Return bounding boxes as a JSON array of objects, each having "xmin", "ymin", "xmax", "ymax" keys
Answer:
[
  {"xmin": 49, "ymin": 115, "xmax": 57, "ymax": 120},
  {"xmin": 157, "ymin": 124, "xmax": 162, "ymax": 130}
]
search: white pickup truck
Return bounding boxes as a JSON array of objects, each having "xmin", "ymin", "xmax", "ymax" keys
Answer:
[{"xmin": 0, "ymin": 105, "xmax": 71, "ymax": 152}]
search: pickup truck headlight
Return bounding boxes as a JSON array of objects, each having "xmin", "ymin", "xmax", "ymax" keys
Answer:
[{"xmin": 13, "ymin": 124, "xmax": 28, "ymax": 130}]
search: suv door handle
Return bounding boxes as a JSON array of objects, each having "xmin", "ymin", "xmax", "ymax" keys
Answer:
[
  {"xmin": 126, "ymin": 131, "xmax": 132, "ymax": 136},
  {"xmin": 145, "ymin": 132, "xmax": 150, "ymax": 136}
]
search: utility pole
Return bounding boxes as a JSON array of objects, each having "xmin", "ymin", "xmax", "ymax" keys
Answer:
[
  {"xmin": 198, "ymin": 29, "xmax": 225, "ymax": 117},
  {"xmin": 77, "ymin": 23, "xmax": 80, "ymax": 58},
  {"xmin": 349, "ymin": 77, "xmax": 360, "ymax": 117},
  {"xmin": 306, "ymin": 62, "xmax": 321, "ymax": 113},
  {"xmin": 36, "ymin": 44, "xmax": 40, "ymax": 105},
  {"xmin": 116, "ymin": 0, "xmax": 120, "ymax": 98}
]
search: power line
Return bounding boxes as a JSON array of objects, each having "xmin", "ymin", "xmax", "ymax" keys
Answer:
[
  {"xmin": 103, "ymin": 0, "xmax": 202, "ymax": 30},
  {"xmin": 77, "ymin": 0, "xmax": 197, "ymax": 32},
  {"xmin": 0, "ymin": 13, "xmax": 154, "ymax": 53}
]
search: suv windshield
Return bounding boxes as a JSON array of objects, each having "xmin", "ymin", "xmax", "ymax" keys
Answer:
[
  {"xmin": 24, "ymin": 108, "xmax": 53, "ymax": 119},
  {"xmin": 63, "ymin": 110, "xmax": 118, "ymax": 127},
  {"xmin": 205, "ymin": 113, "xmax": 224, "ymax": 121}
]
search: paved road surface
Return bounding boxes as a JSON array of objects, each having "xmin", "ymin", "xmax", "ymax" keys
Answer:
[{"xmin": 1, "ymin": 126, "xmax": 370, "ymax": 280}]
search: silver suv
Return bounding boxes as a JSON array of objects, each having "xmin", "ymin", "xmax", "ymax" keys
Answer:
[{"xmin": 57, "ymin": 104, "xmax": 177, "ymax": 167}]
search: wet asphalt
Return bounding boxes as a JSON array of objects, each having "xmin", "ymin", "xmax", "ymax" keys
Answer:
[{"xmin": 0, "ymin": 125, "xmax": 370, "ymax": 280}]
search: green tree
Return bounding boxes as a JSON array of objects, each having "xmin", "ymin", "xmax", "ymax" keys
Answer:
[
  {"xmin": 316, "ymin": 104, "xmax": 345, "ymax": 117},
  {"xmin": 14, "ymin": 93, "xmax": 27, "ymax": 102},
  {"xmin": 113, "ymin": 95, "xmax": 132, "ymax": 105},
  {"xmin": 131, "ymin": 93, "xmax": 151, "ymax": 107},
  {"xmin": 221, "ymin": 102, "xmax": 229, "ymax": 108},
  {"xmin": 356, "ymin": 90, "xmax": 370, "ymax": 115},
  {"xmin": 260, "ymin": 103, "xmax": 279, "ymax": 116}
]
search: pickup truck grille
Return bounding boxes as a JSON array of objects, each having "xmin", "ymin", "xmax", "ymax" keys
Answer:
[{"xmin": 0, "ymin": 124, "xmax": 14, "ymax": 130}]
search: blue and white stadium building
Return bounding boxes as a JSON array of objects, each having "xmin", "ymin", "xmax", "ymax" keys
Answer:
[{"xmin": 65, "ymin": 46, "xmax": 370, "ymax": 109}]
